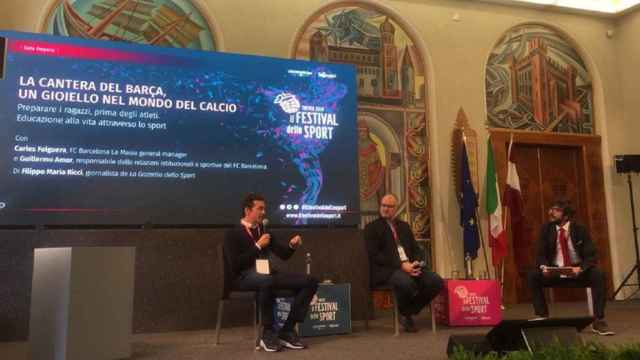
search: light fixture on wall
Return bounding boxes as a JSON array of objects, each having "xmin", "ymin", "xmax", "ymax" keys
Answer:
[
  {"xmin": 606, "ymin": 29, "xmax": 615, "ymax": 38},
  {"xmin": 481, "ymin": 0, "xmax": 640, "ymax": 14}
]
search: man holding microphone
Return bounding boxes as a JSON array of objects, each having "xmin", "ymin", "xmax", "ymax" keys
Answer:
[{"xmin": 224, "ymin": 193, "xmax": 319, "ymax": 351}]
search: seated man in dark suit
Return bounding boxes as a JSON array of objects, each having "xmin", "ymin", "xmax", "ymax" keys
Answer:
[
  {"xmin": 527, "ymin": 200, "xmax": 614, "ymax": 335},
  {"xmin": 224, "ymin": 193, "xmax": 318, "ymax": 351},
  {"xmin": 364, "ymin": 193, "xmax": 444, "ymax": 332}
]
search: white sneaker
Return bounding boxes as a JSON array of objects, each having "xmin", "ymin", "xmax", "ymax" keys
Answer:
[{"xmin": 591, "ymin": 320, "xmax": 615, "ymax": 336}]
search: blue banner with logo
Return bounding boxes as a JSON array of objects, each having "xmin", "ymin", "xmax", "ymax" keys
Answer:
[{"xmin": 274, "ymin": 283, "xmax": 351, "ymax": 336}]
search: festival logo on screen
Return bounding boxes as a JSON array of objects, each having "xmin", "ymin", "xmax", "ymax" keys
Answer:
[
  {"xmin": 274, "ymin": 93, "xmax": 301, "ymax": 114},
  {"xmin": 41, "ymin": 0, "xmax": 217, "ymax": 51},
  {"xmin": 275, "ymin": 91, "xmax": 339, "ymax": 141}
]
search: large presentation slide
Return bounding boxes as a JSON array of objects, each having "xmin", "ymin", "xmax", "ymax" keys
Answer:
[{"xmin": 0, "ymin": 31, "xmax": 359, "ymax": 226}]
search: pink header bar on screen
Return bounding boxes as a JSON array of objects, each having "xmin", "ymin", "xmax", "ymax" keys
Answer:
[{"xmin": 9, "ymin": 39, "xmax": 169, "ymax": 65}]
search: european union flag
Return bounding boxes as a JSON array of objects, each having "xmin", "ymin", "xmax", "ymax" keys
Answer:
[{"xmin": 460, "ymin": 143, "xmax": 479, "ymax": 259}]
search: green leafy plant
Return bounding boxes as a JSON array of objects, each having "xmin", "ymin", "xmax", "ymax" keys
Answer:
[{"xmin": 448, "ymin": 342, "xmax": 640, "ymax": 360}]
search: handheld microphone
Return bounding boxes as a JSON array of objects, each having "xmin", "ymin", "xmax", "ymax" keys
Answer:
[{"xmin": 262, "ymin": 218, "xmax": 269, "ymax": 233}]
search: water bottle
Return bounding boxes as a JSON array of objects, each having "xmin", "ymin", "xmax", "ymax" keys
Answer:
[{"xmin": 305, "ymin": 252, "xmax": 312, "ymax": 275}]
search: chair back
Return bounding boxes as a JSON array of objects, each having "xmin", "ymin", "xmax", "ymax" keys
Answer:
[
  {"xmin": 364, "ymin": 239, "xmax": 379, "ymax": 291},
  {"xmin": 217, "ymin": 243, "xmax": 233, "ymax": 300}
]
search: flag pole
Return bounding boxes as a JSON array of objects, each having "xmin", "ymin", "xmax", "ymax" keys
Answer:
[
  {"xmin": 475, "ymin": 205, "xmax": 492, "ymax": 279},
  {"xmin": 499, "ymin": 206, "xmax": 509, "ymax": 309},
  {"xmin": 500, "ymin": 132, "xmax": 515, "ymax": 309},
  {"xmin": 493, "ymin": 260, "xmax": 500, "ymax": 281},
  {"xmin": 501, "ymin": 206, "xmax": 508, "ymax": 290},
  {"xmin": 500, "ymin": 258, "xmax": 506, "ymax": 310}
]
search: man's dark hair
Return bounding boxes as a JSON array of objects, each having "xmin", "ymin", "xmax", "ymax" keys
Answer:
[
  {"xmin": 550, "ymin": 199, "xmax": 575, "ymax": 219},
  {"xmin": 242, "ymin": 193, "xmax": 265, "ymax": 216}
]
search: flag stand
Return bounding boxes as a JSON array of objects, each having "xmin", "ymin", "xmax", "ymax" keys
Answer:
[{"xmin": 465, "ymin": 253, "xmax": 474, "ymax": 279}]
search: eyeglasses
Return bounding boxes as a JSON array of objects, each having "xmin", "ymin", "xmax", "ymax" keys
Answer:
[{"xmin": 381, "ymin": 203, "xmax": 396, "ymax": 208}]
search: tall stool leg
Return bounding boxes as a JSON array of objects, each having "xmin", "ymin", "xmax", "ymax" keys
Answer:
[
  {"xmin": 365, "ymin": 291, "xmax": 371, "ymax": 330},
  {"xmin": 544, "ymin": 287, "xmax": 554, "ymax": 315},
  {"xmin": 586, "ymin": 287, "xmax": 594, "ymax": 317},
  {"xmin": 214, "ymin": 300, "xmax": 224, "ymax": 345},
  {"xmin": 392, "ymin": 291, "xmax": 400, "ymax": 336},
  {"xmin": 255, "ymin": 300, "xmax": 260, "ymax": 350},
  {"xmin": 430, "ymin": 304, "xmax": 437, "ymax": 333}
]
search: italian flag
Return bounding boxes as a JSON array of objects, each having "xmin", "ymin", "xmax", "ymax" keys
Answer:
[{"xmin": 485, "ymin": 139, "xmax": 507, "ymax": 266}]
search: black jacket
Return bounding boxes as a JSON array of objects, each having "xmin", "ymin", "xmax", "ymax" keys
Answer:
[
  {"xmin": 365, "ymin": 217, "xmax": 423, "ymax": 286},
  {"xmin": 535, "ymin": 221, "xmax": 597, "ymax": 270},
  {"xmin": 224, "ymin": 224, "xmax": 295, "ymax": 277}
]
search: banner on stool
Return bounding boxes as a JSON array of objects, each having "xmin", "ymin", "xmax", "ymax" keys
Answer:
[
  {"xmin": 274, "ymin": 283, "xmax": 351, "ymax": 336},
  {"xmin": 433, "ymin": 279, "xmax": 501, "ymax": 326},
  {"xmin": 273, "ymin": 297, "xmax": 294, "ymax": 332}
]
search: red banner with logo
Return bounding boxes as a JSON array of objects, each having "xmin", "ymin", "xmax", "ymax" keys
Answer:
[{"xmin": 432, "ymin": 280, "xmax": 502, "ymax": 326}]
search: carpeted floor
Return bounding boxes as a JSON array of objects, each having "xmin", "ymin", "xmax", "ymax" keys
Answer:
[{"xmin": 2, "ymin": 301, "xmax": 639, "ymax": 359}]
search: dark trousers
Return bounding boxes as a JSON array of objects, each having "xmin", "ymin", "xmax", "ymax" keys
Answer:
[
  {"xmin": 527, "ymin": 267, "xmax": 607, "ymax": 319},
  {"xmin": 386, "ymin": 269, "xmax": 444, "ymax": 316},
  {"xmin": 234, "ymin": 270, "xmax": 319, "ymax": 329}
]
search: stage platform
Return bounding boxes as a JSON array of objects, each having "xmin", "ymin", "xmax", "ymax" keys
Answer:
[{"xmin": 2, "ymin": 301, "xmax": 639, "ymax": 359}]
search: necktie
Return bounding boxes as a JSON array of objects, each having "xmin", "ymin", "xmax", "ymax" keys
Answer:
[
  {"xmin": 246, "ymin": 225, "xmax": 259, "ymax": 242},
  {"xmin": 558, "ymin": 227, "xmax": 571, "ymax": 266},
  {"xmin": 388, "ymin": 221, "xmax": 399, "ymax": 243}
]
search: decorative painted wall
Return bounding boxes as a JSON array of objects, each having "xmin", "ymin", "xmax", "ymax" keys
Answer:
[
  {"xmin": 486, "ymin": 24, "xmax": 593, "ymax": 134},
  {"xmin": 293, "ymin": 3, "xmax": 431, "ymax": 260},
  {"xmin": 41, "ymin": 0, "xmax": 216, "ymax": 50}
]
